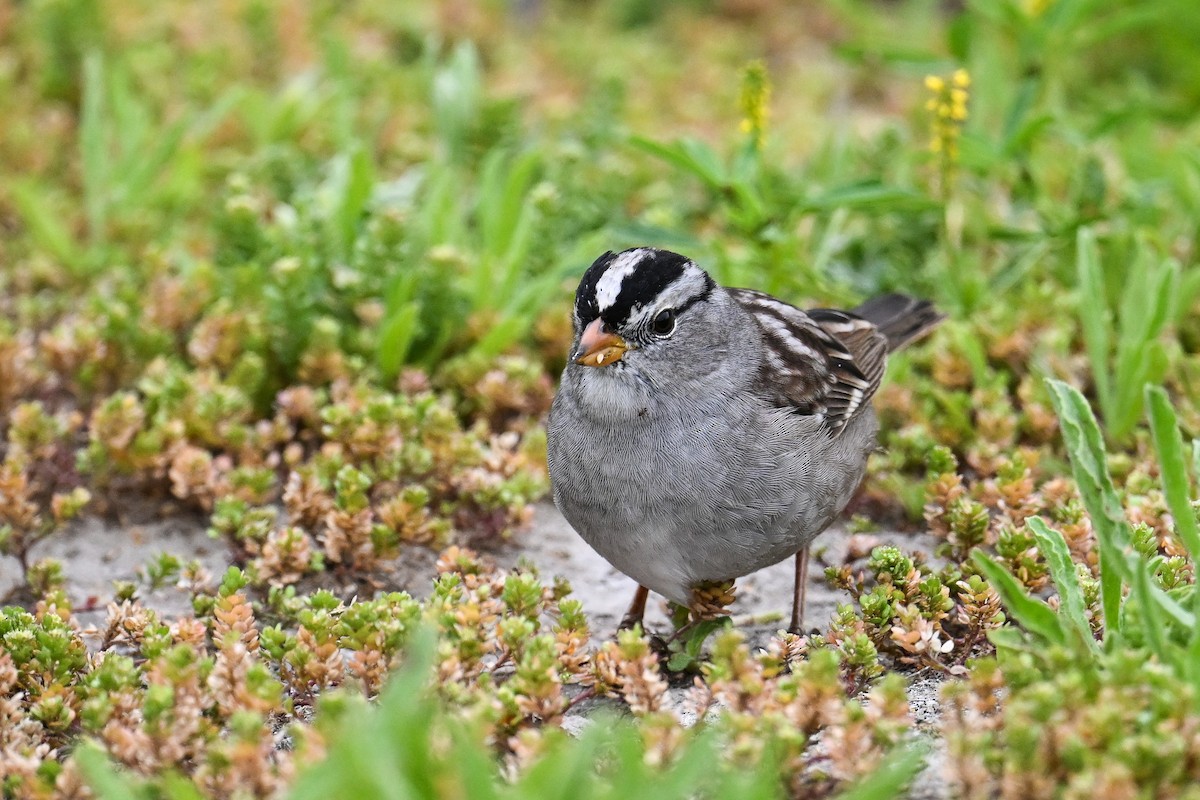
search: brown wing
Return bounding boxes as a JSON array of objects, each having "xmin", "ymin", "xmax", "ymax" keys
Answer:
[{"xmin": 728, "ymin": 288, "xmax": 889, "ymax": 436}]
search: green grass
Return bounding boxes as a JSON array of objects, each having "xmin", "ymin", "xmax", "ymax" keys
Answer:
[{"xmin": 75, "ymin": 629, "xmax": 929, "ymax": 800}]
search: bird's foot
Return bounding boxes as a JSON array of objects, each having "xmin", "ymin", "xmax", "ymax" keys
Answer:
[
  {"xmin": 687, "ymin": 579, "xmax": 737, "ymax": 623},
  {"xmin": 616, "ymin": 613, "xmax": 644, "ymax": 633}
]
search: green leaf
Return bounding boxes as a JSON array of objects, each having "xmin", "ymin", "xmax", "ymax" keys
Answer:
[
  {"xmin": 1129, "ymin": 559, "xmax": 1171, "ymax": 667},
  {"xmin": 159, "ymin": 773, "xmax": 209, "ymax": 800},
  {"xmin": 1074, "ymin": 228, "xmax": 1111, "ymax": 421},
  {"xmin": 9, "ymin": 181, "xmax": 86, "ymax": 274},
  {"xmin": 80, "ymin": 51, "xmax": 108, "ymax": 246},
  {"xmin": 1045, "ymin": 378, "xmax": 1130, "ymax": 638},
  {"xmin": 834, "ymin": 742, "xmax": 930, "ymax": 800},
  {"xmin": 1111, "ymin": 256, "xmax": 1177, "ymax": 435},
  {"xmin": 76, "ymin": 742, "xmax": 146, "ymax": 800},
  {"xmin": 1146, "ymin": 386, "xmax": 1200, "ymax": 563},
  {"xmin": 800, "ymin": 182, "xmax": 940, "ymax": 213},
  {"xmin": 376, "ymin": 304, "xmax": 421, "ymax": 379},
  {"xmin": 629, "ymin": 135, "xmax": 727, "ymax": 189},
  {"xmin": 323, "ymin": 146, "xmax": 375, "ymax": 259},
  {"xmin": 477, "ymin": 148, "xmax": 540, "ymax": 261},
  {"xmin": 999, "ymin": 77, "xmax": 1041, "ymax": 154},
  {"xmin": 666, "ymin": 650, "xmax": 695, "ymax": 673},
  {"xmin": 685, "ymin": 616, "xmax": 732, "ymax": 658},
  {"xmin": 511, "ymin": 726, "xmax": 597, "ymax": 800},
  {"xmin": 1026, "ymin": 516, "xmax": 1097, "ymax": 654},
  {"xmin": 972, "ymin": 551, "xmax": 1065, "ymax": 647}
]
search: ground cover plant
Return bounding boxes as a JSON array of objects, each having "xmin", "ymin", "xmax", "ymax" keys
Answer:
[{"xmin": 3, "ymin": 0, "xmax": 1200, "ymax": 797}]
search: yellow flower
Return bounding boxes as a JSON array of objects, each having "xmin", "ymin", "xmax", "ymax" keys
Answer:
[
  {"xmin": 739, "ymin": 60, "xmax": 771, "ymax": 152},
  {"xmin": 924, "ymin": 68, "xmax": 971, "ymax": 162},
  {"xmin": 1023, "ymin": 0, "xmax": 1052, "ymax": 17}
]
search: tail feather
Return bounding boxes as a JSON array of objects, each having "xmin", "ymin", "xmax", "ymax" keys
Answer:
[{"xmin": 853, "ymin": 293, "xmax": 945, "ymax": 353}]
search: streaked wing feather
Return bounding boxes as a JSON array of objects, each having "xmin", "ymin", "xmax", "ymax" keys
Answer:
[{"xmin": 729, "ymin": 288, "xmax": 889, "ymax": 435}]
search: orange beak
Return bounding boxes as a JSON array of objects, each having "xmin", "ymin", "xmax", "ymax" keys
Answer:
[{"xmin": 573, "ymin": 318, "xmax": 631, "ymax": 368}]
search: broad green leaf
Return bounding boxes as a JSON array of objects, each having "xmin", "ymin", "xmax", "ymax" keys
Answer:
[
  {"xmin": 666, "ymin": 650, "xmax": 694, "ymax": 672},
  {"xmin": 1000, "ymin": 77, "xmax": 1039, "ymax": 153},
  {"xmin": 1111, "ymin": 256, "xmax": 1177, "ymax": 436},
  {"xmin": 322, "ymin": 146, "xmax": 375, "ymax": 259},
  {"xmin": 511, "ymin": 726, "xmax": 597, "ymax": 800},
  {"xmin": 1193, "ymin": 439, "xmax": 1200, "ymax": 487},
  {"xmin": 685, "ymin": 616, "xmax": 733, "ymax": 659}
]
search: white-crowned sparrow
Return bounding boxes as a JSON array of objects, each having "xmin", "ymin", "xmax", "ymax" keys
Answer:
[{"xmin": 546, "ymin": 247, "xmax": 943, "ymax": 633}]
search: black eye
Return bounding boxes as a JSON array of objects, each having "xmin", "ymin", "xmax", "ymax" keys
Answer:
[{"xmin": 651, "ymin": 308, "xmax": 676, "ymax": 336}]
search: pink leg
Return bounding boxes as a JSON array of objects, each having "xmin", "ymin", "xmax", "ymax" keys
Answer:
[
  {"xmin": 619, "ymin": 585, "xmax": 650, "ymax": 631},
  {"xmin": 788, "ymin": 547, "xmax": 810, "ymax": 635}
]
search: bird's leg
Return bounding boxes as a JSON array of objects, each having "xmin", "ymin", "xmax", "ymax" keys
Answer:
[
  {"xmin": 618, "ymin": 585, "xmax": 650, "ymax": 631},
  {"xmin": 788, "ymin": 547, "xmax": 810, "ymax": 635}
]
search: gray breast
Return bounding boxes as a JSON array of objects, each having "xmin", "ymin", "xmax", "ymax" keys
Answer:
[{"xmin": 547, "ymin": 380, "xmax": 878, "ymax": 604}]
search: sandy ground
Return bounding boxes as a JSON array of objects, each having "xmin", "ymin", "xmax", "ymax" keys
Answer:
[
  {"xmin": 1, "ymin": 502, "xmax": 938, "ymax": 639},
  {"xmin": 513, "ymin": 504, "xmax": 939, "ymax": 644},
  {"xmin": 0, "ymin": 502, "xmax": 949, "ymax": 797}
]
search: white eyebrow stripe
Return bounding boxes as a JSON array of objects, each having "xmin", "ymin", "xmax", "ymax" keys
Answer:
[{"xmin": 595, "ymin": 249, "xmax": 649, "ymax": 311}]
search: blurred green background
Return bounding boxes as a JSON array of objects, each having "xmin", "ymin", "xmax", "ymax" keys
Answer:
[{"xmin": 2, "ymin": 0, "xmax": 1200, "ymax": 442}]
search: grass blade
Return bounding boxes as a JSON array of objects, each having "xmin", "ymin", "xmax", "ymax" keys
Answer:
[
  {"xmin": 1111, "ymin": 257, "xmax": 1177, "ymax": 436},
  {"xmin": 629, "ymin": 135, "xmax": 727, "ymax": 189},
  {"xmin": 972, "ymin": 551, "xmax": 1065, "ymax": 646},
  {"xmin": 76, "ymin": 743, "xmax": 143, "ymax": 800},
  {"xmin": 9, "ymin": 181, "xmax": 86, "ymax": 274},
  {"xmin": 834, "ymin": 741, "xmax": 931, "ymax": 800},
  {"xmin": 1074, "ymin": 228, "xmax": 1111, "ymax": 421},
  {"xmin": 1026, "ymin": 516, "xmax": 1097, "ymax": 654},
  {"xmin": 376, "ymin": 303, "xmax": 421, "ymax": 379},
  {"xmin": 80, "ymin": 51, "xmax": 108, "ymax": 247},
  {"xmin": 800, "ymin": 182, "xmax": 940, "ymax": 213},
  {"xmin": 1045, "ymin": 378, "xmax": 1130, "ymax": 639},
  {"xmin": 1129, "ymin": 558, "xmax": 1171, "ymax": 667},
  {"xmin": 1146, "ymin": 386, "xmax": 1200, "ymax": 562}
]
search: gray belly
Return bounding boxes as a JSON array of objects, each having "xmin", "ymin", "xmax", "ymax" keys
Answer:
[{"xmin": 547, "ymin": 396, "xmax": 877, "ymax": 604}]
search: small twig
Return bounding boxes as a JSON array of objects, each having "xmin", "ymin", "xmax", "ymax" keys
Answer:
[
  {"xmin": 953, "ymin": 628, "xmax": 982, "ymax": 666},
  {"xmin": 564, "ymin": 687, "xmax": 596, "ymax": 712}
]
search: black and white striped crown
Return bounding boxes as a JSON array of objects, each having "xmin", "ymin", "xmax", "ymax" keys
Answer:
[{"xmin": 573, "ymin": 248, "xmax": 715, "ymax": 329}]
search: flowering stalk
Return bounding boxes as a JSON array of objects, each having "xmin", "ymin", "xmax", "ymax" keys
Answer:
[
  {"xmin": 925, "ymin": 68, "xmax": 971, "ymax": 196},
  {"xmin": 739, "ymin": 60, "xmax": 771, "ymax": 155}
]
